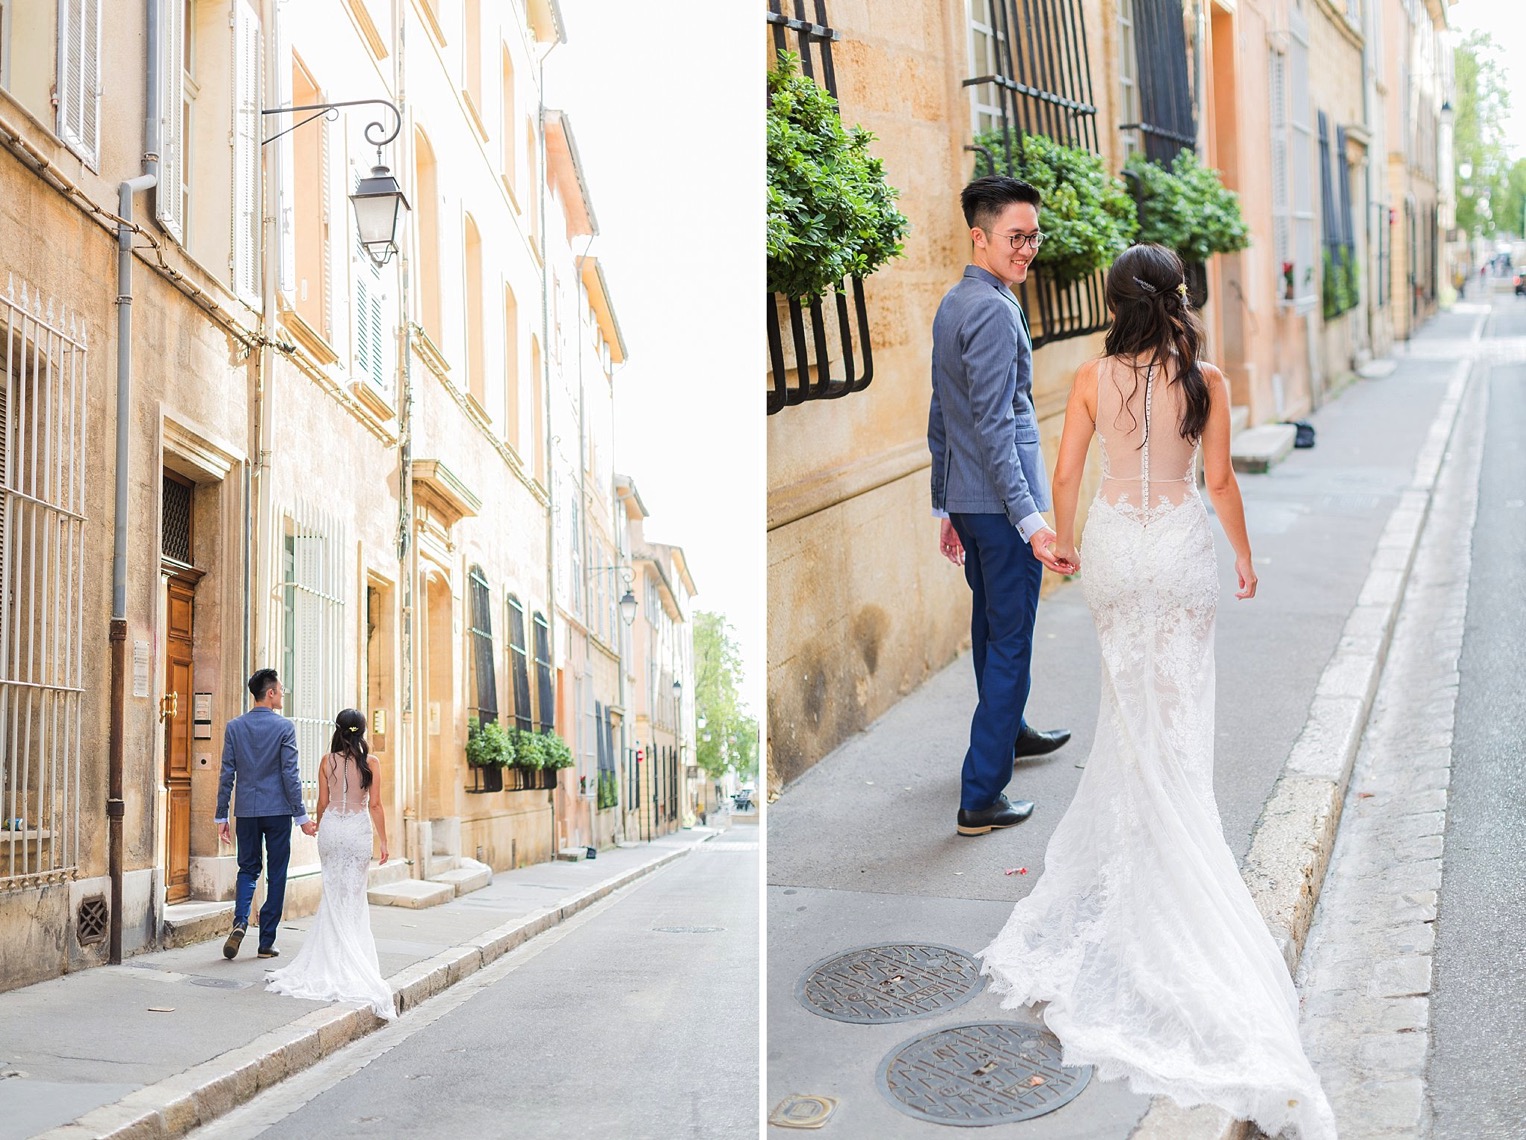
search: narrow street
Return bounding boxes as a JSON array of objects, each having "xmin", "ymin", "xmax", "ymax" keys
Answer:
[
  {"xmin": 1290, "ymin": 291, "xmax": 1526, "ymax": 1140},
  {"xmin": 186, "ymin": 826, "xmax": 759, "ymax": 1140}
]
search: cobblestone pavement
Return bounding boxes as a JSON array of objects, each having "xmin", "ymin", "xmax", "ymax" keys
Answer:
[{"xmin": 1294, "ymin": 321, "xmax": 1496, "ymax": 1138}]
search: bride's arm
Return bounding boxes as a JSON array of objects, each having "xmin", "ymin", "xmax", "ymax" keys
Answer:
[
  {"xmin": 314, "ymin": 755, "xmax": 330, "ymax": 830},
  {"xmin": 1201, "ymin": 365, "xmax": 1257, "ymax": 599},
  {"xmin": 1051, "ymin": 361, "xmax": 1097, "ymax": 570},
  {"xmin": 367, "ymin": 757, "xmax": 389, "ymax": 864}
]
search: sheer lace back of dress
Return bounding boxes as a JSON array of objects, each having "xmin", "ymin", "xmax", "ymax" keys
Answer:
[
  {"xmin": 324, "ymin": 751, "xmax": 369, "ymax": 815},
  {"xmin": 1094, "ymin": 354, "xmax": 1201, "ymax": 520}
]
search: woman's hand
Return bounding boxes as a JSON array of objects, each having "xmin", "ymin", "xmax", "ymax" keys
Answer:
[
  {"xmin": 1235, "ymin": 555, "xmax": 1258, "ymax": 600},
  {"xmin": 1052, "ymin": 540, "xmax": 1080, "ymax": 576},
  {"xmin": 378, "ymin": 843, "xmax": 389, "ymax": 865}
]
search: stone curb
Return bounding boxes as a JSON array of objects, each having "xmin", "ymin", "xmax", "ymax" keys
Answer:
[
  {"xmin": 36, "ymin": 841, "xmax": 705, "ymax": 1140},
  {"xmin": 1127, "ymin": 355, "xmax": 1475, "ymax": 1140}
]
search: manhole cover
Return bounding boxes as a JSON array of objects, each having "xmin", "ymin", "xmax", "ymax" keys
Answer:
[
  {"xmin": 652, "ymin": 925, "xmax": 724, "ymax": 934},
  {"xmin": 187, "ymin": 977, "xmax": 250, "ymax": 990},
  {"xmin": 876, "ymin": 1021, "xmax": 1091, "ymax": 1126},
  {"xmin": 797, "ymin": 943, "xmax": 985, "ymax": 1024}
]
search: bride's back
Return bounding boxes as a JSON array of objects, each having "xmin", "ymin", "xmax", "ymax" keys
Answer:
[
  {"xmin": 324, "ymin": 750, "xmax": 369, "ymax": 813},
  {"xmin": 1093, "ymin": 353, "xmax": 1201, "ymax": 516}
]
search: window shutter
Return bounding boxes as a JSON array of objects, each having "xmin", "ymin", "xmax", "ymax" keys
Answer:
[
  {"xmin": 356, "ymin": 275, "xmax": 373, "ymax": 378},
  {"xmin": 157, "ymin": 0, "xmax": 186, "ymax": 240},
  {"xmin": 56, "ymin": 0, "xmax": 101, "ymax": 168},
  {"xmin": 1289, "ymin": 26, "xmax": 1315, "ymax": 299},
  {"xmin": 232, "ymin": 0, "xmax": 262, "ymax": 306},
  {"xmin": 1270, "ymin": 50, "xmax": 1289, "ymax": 269}
]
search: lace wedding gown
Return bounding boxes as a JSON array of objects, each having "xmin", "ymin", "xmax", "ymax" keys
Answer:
[
  {"xmin": 266, "ymin": 753, "xmax": 396, "ymax": 1021},
  {"xmin": 979, "ymin": 358, "xmax": 1336, "ymax": 1139}
]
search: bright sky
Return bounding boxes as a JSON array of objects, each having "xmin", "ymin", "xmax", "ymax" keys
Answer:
[
  {"xmin": 545, "ymin": 3, "xmax": 764, "ymax": 718},
  {"xmin": 1450, "ymin": 0, "xmax": 1526, "ymax": 159}
]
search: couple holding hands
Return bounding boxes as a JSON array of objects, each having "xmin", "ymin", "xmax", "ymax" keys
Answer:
[{"xmin": 215, "ymin": 667, "xmax": 396, "ymax": 1021}]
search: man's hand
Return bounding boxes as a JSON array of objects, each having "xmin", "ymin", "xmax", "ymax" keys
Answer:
[
  {"xmin": 939, "ymin": 518, "xmax": 965, "ymax": 566},
  {"xmin": 1029, "ymin": 527, "xmax": 1065, "ymax": 573},
  {"xmin": 301, "ymin": 820, "xmax": 318, "ymax": 837},
  {"xmin": 217, "ymin": 821, "xmax": 232, "ymax": 847}
]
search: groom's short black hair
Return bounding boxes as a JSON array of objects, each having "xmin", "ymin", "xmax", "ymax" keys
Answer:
[
  {"xmin": 248, "ymin": 668, "xmax": 280, "ymax": 701},
  {"xmin": 961, "ymin": 175, "xmax": 1041, "ymax": 231}
]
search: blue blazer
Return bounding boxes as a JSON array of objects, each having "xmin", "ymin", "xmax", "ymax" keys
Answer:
[
  {"xmin": 215, "ymin": 706, "xmax": 308, "ymax": 822},
  {"xmin": 929, "ymin": 266, "xmax": 1051, "ymax": 526}
]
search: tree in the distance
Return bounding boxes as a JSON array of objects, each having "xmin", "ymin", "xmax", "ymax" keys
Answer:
[
  {"xmin": 694, "ymin": 612, "xmax": 759, "ymax": 782},
  {"xmin": 1454, "ymin": 31, "xmax": 1514, "ymax": 238}
]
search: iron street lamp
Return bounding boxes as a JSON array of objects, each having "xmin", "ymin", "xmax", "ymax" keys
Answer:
[
  {"xmin": 261, "ymin": 98, "xmax": 410, "ymax": 267},
  {"xmin": 672, "ymin": 678, "xmax": 682, "ymax": 698},
  {"xmin": 589, "ymin": 564, "xmax": 638, "ymax": 627}
]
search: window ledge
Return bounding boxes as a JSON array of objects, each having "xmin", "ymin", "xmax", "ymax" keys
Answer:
[
  {"xmin": 280, "ymin": 306, "xmax": 340, "ymax": 366},
  {"xmin": 349, "ymin": 379, "xmax": 397, "ymax": 421},
  {"xmin": 462, "ymin": 90, "xmax": 489, "ymax": 142}
]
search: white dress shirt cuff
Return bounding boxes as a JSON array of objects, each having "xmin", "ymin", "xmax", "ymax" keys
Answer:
[
  {"xmin": 932, "ymin": 508, "xmax": 949, "ymax": 519},
  {"xmin": 1016, "ymin": 512, "xmax": 1050, "ymax": 543}
]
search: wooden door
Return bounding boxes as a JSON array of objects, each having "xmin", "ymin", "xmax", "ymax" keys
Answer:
[{"xmin": 164, "ymin": 577, "xmax": 195, "ymax": 903}]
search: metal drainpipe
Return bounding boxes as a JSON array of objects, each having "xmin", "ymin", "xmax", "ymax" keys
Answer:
[
  {"xmin": 110, "ymin": 0, "xmax": 162, "ymax": 965},
  {"xmin": 538, "ymin": 35, "xmax": 560, "ymax": 858}
]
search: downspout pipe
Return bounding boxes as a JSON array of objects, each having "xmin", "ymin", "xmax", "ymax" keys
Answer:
[{"xmin": 110, "ymin": 0, "xmax": 162, "ymax": 965}]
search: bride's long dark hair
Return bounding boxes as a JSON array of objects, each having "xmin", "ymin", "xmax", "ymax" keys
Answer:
[
  {"xmin": 329, "ymin": 708, "xmax": 373, "ymax": 791},
  {"xmin": 1103, "ymin": 243, "xmax": 1211, "ymax": 442}
]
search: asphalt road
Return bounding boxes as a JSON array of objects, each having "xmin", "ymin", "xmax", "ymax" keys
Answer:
[
  {"xmin": 1428, "ymin": 300, "xmax": 1526, "ymax": 1137},
  {"xmin": 190, "ymin": 827, "xmax": 760, "ymax": 1140}
]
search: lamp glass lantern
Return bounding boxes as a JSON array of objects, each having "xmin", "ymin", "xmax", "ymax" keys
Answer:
[
  {"xmin": 619, "ymin": 588, "xmax": 637, "ymax": 626},
  {"xmin": 672, "ymin": 678, "xmax": 682, "ymax": 698},
  {"xmin": 351, "ymin": 164, "xmax": 411, "ymax": 266}
]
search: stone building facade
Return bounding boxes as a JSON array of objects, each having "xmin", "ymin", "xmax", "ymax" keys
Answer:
[{"xmin": 0, "ymin": 0, "xmax": 693, "ymax": 991}]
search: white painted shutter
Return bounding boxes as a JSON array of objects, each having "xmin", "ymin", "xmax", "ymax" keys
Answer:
[
  {"xmin": 1289, "ymin": 26, "xmax": 1315, "ymax": 299},
  {"xmin": 231, "ymin": 0, "xmax": 262, "ymax": 306},
  {"xmin": 1269, "ymin": 50, "xmax": 1290, "ymax": 271},
  {"xmin": 56, "ymin": 0, "xmax": 100, "ymax": 168},
  {"xmin": 156, "ymin": 0, "xmax": 185, "ymax": 240}
]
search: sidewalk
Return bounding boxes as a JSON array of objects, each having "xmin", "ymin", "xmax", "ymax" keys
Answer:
[
  {"xmin": 766, "ymin": 309, "xmax": 1482, "ymax": 1138},
  {"xmin": 2, "ymin": 827, "xmax": 722, "ymax": 1140}
]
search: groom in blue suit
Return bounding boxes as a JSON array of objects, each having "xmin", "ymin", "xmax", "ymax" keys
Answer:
[
  {"xmin": 215, "ymin": 668, "xmax": 315, "ymax": 959},
  {"xmin": 930, "ymin": 176, "xmax": 1071, "ymax": 837}
]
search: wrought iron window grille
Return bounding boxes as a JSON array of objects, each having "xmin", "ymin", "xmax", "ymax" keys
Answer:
[
  {"xmin": 766, "ymin": 0, "xmax": 875, "ymax": 414},
  {"xmin": 1119, "ymin": 0, "xmax": 1197, "ymax": 165},
  {"xmin": 963, "ymin": 0, "xmax": 1113, "ymax": 351}
]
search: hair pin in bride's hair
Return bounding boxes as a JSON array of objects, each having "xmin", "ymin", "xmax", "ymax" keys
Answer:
[
  {"xmin": 346, "ymin": 725, "xmax": 359, "ymax": 733},
  {"xmin": 1131, "ymin": 276, "xmax": 1157, "ymax": 295},
  {"xmin": 1176, "ymin": 282, "xmax": 1189, "ymax": 298}
]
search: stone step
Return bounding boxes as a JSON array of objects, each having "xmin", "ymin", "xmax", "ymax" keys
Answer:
[
  {"xmin": 427, "ymin": 857, "xmax": 492, "ymax": 897},
  {"xmin": 367, "ymin": 859, "xmax": 411, "ymax": 889},
  {"xmin": 162, "ymin": 900, "xmax": 238, "ymax": 950},
  {"xmin": 366, "ymin": 878, "xmax": 455, "ymax": 909},
  {"xmin": 1231, "ymin": 422, "xmax": 1297, "ymax": 474},
  {"xmin": 556, "ymin": 846, "xmax": 587, "ymax": 862},
  {"xmin": 424, "ymin": 853, "xmax": 460, "ymax": 878}
]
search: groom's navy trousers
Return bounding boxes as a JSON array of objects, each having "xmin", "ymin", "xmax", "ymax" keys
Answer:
[
  {"xmin": 950, "ymin": 511, "xmax": 1044, "ymax": 812},
  {"xmin": 235, "ymin": 814, "xmax": 292, "ymax": 951}
]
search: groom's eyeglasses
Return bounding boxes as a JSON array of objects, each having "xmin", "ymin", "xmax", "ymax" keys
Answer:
[{"xmin": 996, "ymin": 230, "xmax": 1045, "ymax": 250}]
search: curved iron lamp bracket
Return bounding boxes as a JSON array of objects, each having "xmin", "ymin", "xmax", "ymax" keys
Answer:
[{"xmin": 260, "ymin": 99, "xmax": 402, "ymax": 154}]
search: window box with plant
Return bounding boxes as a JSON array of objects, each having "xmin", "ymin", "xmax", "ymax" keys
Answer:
[
  {"xmin": 511, "ymin": 729, "xmax": 572, "ymax": 791},
  {"xmin": 465, "ymin": 718, "xmax": 514, "ymax": 794},
  {"xmin": 1123, "ymin": 150, "xmax": 1250, "ymax": 304},
  {"xmin": 975, "ymin": 130, "xmax": 1139, "ymax": 286}
]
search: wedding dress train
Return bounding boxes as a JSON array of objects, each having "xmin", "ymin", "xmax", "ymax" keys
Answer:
[
  {"xmin": 266, "ymin": 753, "xmax": 396, "ymax": 1021},
  {"xmin": 979, "ymin": 358, "xmax": 1337, "ymax": 1139}
]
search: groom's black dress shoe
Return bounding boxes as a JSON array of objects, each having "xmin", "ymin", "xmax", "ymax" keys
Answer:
[
  {"xmin": 1014, "ymin": 725, "xmax": 1071, "ymax": 760},
  {"xmin": 223, "ymin": 922, "xmax": 246, "ymax": 960},
  {"xmin": 957, "ymin": 794, "xmax": 1035, "ymax": 836},
  {"xmin": 257, "ymin": 946, "xmax": 279, "ymax": 959}
]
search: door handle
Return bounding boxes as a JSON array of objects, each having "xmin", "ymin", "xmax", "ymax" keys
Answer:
[{"xmin": 160, "ymin": 691, "xmax": 179, "ymax": 722}]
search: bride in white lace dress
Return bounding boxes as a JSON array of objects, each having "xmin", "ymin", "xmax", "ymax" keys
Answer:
[
  {"xmin": 266, "ymin": 709, "xmax": 396, "ymax": 1021},
  {"xmin": 979, "ymin": 244, "xmax": 1336, "ymax": 1138}
]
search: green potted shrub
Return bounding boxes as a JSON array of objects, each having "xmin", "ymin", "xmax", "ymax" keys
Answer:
[
  {"xmin": 465, "ymin": 718, "xmax": 512, "ymax": 793},
  {"xmin": 767, "ymin": 51, "xmax": 909, "ymax": 302},
  {"xmin": 1123, "ymin": 150, "xmax": 1249, "ymax": 303},
  {"xmin": 974, "ymin": 130, "xmax": 1138, "ymax": 285}
]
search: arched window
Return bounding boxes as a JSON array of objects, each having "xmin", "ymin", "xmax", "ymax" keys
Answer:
[
  {"xmin": 464, "ymin": 213, "xmax": 485, "ymax": 404},
  {"xmin": 506, "ymin": 594, "xmax": 533, "ymax": 731},
  {"xmin": 504, "ymin": 283, "xmax": 520, "ymax": 448},
  {"xmin": 530, "ymin": 334, "xmax": 544, "ymax": 482},
  {"xmin": 500, "ymin": 46, "xmax": 517, "ymax": 195},
  {"xmin": 532, "ymin": 611, "xmax": 553, "ymax": 731},
  {"xmin": 413, "ymin": 127, "xmax": 442, "ymax": 343}
]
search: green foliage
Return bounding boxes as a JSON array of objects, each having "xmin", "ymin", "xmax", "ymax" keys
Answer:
[
  {"xmin": 465, "ymin": 719, "xmax": 513, "ymax": 768},
  {"xmin": 975, "ymin": 130, "xmax": 1138, "ymax": 284},
  {"xmin": 511, "ymin": 729, "xmax": 545, "ymax": 770},
  {"xmin": 767, "ymin": 52, "xmax": 910, "ymax": 299},
  {"xmin": 1454, "ymin": 32, "xmax": 1514, "ymax": 237},
  {"xmin": 693, "ymin": 612, "xmax": 759, "ymax": 781},
  {"xmin": 540, "ymin": 732, "xmax": 574, "ymax": 771},
  {"xmin": 1322, "ymin": 246, "xmax": 1359, "ymax": 320},
  {"xmin": 1124, "ymin": 150, "xmax": 1250, "ymax": 264},
  {"xmin": 596, "ymin": 771, "xmax": 619, "ymax": 811}
]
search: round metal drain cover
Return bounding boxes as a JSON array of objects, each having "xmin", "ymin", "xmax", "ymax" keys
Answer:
[
  {"xmin": 652, "ymin": 925, "xmax": 724, "ymax": 934},
  {"xmin": 876, "ymin": 1021, "xmax": 1091, "ymax": 1126},
  {"xmin": 188, "ymin": 977, "xmax": 250, "ymax": 990},
  {"xmin": 796, "ymin": 943, "xmax": 985, "ymax": 1024}
]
